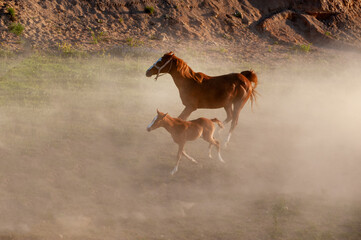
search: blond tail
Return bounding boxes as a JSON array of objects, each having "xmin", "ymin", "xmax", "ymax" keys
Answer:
[{"xmin": 241, "ymin": 70, "xmax": 258, "ymax": 109}]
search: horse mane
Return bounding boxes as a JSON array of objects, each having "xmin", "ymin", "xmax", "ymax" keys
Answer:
[{"xmin": 174, "ymin": 57, "xmax": 205, "ymax": 84}]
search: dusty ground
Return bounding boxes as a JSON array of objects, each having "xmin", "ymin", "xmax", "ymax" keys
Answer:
[{"xmin": 0, "ymin": 48, "xmax": 361, "ymax": 240}]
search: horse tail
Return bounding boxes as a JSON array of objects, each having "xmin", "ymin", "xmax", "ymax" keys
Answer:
[
  {"xmin": 211, "ymin": 118, "xmax": 224, "ymax": 129},
  {"xmin": 241, "ymin": 70, "xmax": 258, "ymax": 108}
]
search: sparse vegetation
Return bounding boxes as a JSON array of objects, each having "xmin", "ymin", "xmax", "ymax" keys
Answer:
[
  {"xmin": 7, "ymin": 7, "xmax": 17, "ymax": 21},
  {"xmin": 90, "ymin": 29, "xmax": 104, "ymax": 44},
  {"xmin": 8, "ymin": 22, "xmax": 24, "ymax": 36},
  {"xmin": 325, "ymin": 31, "xmax": 331, "ymax": 37},
  {"xmin": 119, "ymin": 17, "xmax": 123, "ymax": 23},
  {"xmin": 56, "ymin": 42, "xmax": 85, "ymax": 57},
  {"xmin": 126, "ymin": 37, "xmax": 144, "ymax": 47},
  {"xmin": 291, "ymin": 43, "xmax": 312, "ymax": 53},
  {"xmin": 0, "ymin": 45, "xmax": 15, "ymax": 57},
  {"xmin": 218, "ymin": 47, "xmax": 228, "ymax": 53},
  {"xmin": 149, "ymin": 34, "xmax": 158, "ymax": 40},
  {"xmin": 57, "ymin": 42, "xmax": 73, "ymax": 54},
  {"xmin": 222, "ymin": 33, "xmax": 232, "ymax": 40},
  {"xmin": 269, "ymin": 199, "xmax": 289, "ymax": 240},
  {"xmin": 234, "ymin": 10, "xmax": 242, "ymax": 18},
  {"xmin": 145, "ymin": 6, "xmax": 154, "ymax": 15}
]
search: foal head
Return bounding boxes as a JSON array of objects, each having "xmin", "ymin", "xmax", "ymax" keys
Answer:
[
  {"xmin": 146, "ymin": 52, "xmax": 174, "ymax": 80},
  {"xmin": 147, "ymin": 109, "xmax": 168, "ymax": 132}
]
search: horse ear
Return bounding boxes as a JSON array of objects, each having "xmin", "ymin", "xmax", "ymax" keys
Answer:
[
  {"xmin": 168, "ymin": 51, "xmax": 174, "ymax": 56},
  {"xmin": 157, "ymin": 109, "xmax": 160, "ymax": 114},
  {"xmin": 162, "ymin": 112, "xmax": 168, "ymax": 119}
]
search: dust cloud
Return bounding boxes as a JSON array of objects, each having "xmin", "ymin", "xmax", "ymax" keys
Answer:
[{"xmin": 0, "ymin": 49, "xmax": 360, "ymax": 240}]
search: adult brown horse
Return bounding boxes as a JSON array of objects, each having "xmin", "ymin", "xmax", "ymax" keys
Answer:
[{"xmin": 145, "ymin": 52, "xmax": 258, "ymax": 146}]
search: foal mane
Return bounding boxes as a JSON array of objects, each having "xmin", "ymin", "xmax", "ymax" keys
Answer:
[{"xmin": 173, "ymin": 56, "xmax": 205, "ymax": 84}]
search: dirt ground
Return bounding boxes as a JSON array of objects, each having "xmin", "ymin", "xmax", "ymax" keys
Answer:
[{"xmin": 0, "ymin": 48, "xmax": 361, "ymax": 240}]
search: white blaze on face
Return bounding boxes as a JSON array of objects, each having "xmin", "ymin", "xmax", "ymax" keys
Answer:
[
  {"xmin": 147, "ymin": 57, "xmax": 163, "ymax": 72},
  {"xmin": 147, "ymin": 115, "xmax": 159, "ymax": 129}
]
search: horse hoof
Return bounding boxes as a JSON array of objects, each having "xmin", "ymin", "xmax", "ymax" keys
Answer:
[
  {"xmin": 218, "ymin": 153, "xmax": 225, "ymax": 163},
  {"xmin": 170, "ymin": 168, "xmax": 178, "ymax": 175}
]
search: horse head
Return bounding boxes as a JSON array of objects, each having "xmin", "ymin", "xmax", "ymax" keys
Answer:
[
  {"xmin": 146, "ymin": 109, "xmax": 168, "ymax": 132},
  {"xmin": 146, "ymin": 52, "xmax": 174, "ymax": 80}
]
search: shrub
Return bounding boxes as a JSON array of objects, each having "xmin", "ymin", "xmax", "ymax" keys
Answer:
[
  {"xmin": 234, "ymin": 11, "xmax": 242, "ymax": 18},
  {"xmin": 57, "ymin": 42, "xmax": 73, "ymax": 54},
  {"xmin": 8, "ymin": 23, "xmax": 24, "ymax": 36},
  {"xmin": 7, "ymin": 7, "xmax": 16, "ymax": 20},
  {"xmin": 144, "ymin": 6, "xmax": 154, "ymax": 15},
  {"xmin": 126, "ymin": 37, "xmax": 144, "ymax": 47},
  {"xmin": 221, "ymin": 33, "xmax": 232, "ymax": 40},
  {"xmin": 291, "ymin": 43, "xmax": 312, "ymax": 53},
  {"xmin": 88, "ymin": 28, "xmax": 105, "ymax": 44},
  {"xmin": 300, "ymin": 44, "xmax": 311, "ymax": 52},
  {"xmin": 92, "ymin": 31, "xmax": 104, "ymax": 44}
]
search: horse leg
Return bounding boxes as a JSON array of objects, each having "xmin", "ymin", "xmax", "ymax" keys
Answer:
[
  {"xmin": 217, "ymin": 105, "xmax": 232, "ymax": 135},
  {"xmin": 223, "ymin": 104, "xmax": 233, "ymax": 125},
  {"xmin": 225, "ymin": 97, "xmax": 248, "ymax": 147},
  {"xmin": 178, "ymin": 106, "xmax": 196, "ymax": 120},
  {"xmin": 171, "ymin": 142, "xmax": 185, "ymax": 175}
]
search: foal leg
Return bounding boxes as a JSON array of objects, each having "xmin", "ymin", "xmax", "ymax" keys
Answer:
[
  {"xmin": 171, "ymin": 143, "xmax": 185, "ymax": 175},
  {"xmin": 203, "ymin": 129, "xmax": 225, "ymax": 163},
  {"xmin": 182, "ymin": 151, "xmax": 198, "ymax": 164},
  {"xmin": 214, "ymin": 139, "xmax": 225, "ymax": 163},
  {"xmin": 178, "ymin": 106, "xmax": 196, "ymax": 120},
  {"xmin": 208, "ymin": 143, "xmax": 213, "ymax": 159}
]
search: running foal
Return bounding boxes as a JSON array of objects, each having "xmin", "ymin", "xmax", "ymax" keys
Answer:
[{"xmin": 147, "ymin": 109, "xmax": 225, "ymax": 175}]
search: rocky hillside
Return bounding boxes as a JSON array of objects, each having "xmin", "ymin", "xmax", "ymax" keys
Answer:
[{"xmin": 0, "ymin": 0, "xmax": 361, "ymax": 52}]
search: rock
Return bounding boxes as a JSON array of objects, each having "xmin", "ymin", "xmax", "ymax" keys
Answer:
[{"xmin": 160, "ymin": 33, "xmax": 168, "ymax": 41}]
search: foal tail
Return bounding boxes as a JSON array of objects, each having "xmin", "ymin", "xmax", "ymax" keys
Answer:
[
  {"xmin": 211, "ymin": 118, "xmax": 224, "ymax": 129},
  {"xmin": 241, "ymin": 70, "xmax": 258, "ymax": 108}
]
